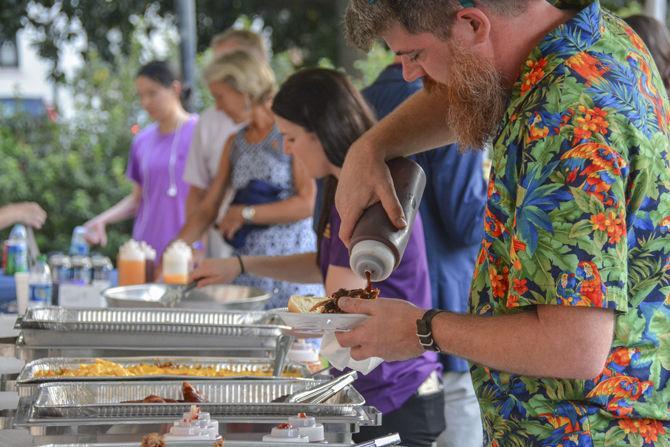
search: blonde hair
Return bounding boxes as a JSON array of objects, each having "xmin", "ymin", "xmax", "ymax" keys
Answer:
[
  {"xmin": 210, "ymin": 29, "xmax": 267, "ymax": 61},
  {"xmin": 202, "ymin": 50, "xmax": 276, "ymax": 104}
]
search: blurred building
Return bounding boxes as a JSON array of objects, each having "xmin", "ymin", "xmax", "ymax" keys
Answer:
[{"xmin": 0, "ymin": 26, "xmax": 79, "ymax": 119}]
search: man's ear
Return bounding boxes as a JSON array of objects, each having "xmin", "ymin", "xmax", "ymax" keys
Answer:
[{"xmin": 451, "ymin": 8, "xmax": 492, "ymax": 47}]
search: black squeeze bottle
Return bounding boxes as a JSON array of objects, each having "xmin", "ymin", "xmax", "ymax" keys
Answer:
[{"xmin": 348, "ymin": 157, "xmax": 426, "ymax": 281}]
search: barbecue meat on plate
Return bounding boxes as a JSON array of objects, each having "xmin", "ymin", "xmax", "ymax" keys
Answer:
[{"xmin": 288, "ymin": 271, "xmax": 380, "ymax": 314}]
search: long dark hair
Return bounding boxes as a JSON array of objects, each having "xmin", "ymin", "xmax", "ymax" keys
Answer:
[
  {"xmin": 272, "ymin": 68, "xmax": 376, "ymax": 258},
  {"xmin": 136, "ymin": 60, "xmax": 192, "ymax": 107},
  {"xmin": 625, "ymin": 15, "xmax": 670, "ymax": 93}
]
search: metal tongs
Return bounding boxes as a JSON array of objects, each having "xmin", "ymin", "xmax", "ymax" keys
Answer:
[
  {"xmin": 354, "ymin": 433, "xmax": 402, "ymax": 446},
  {"xmin": 272, "ymin": 370, "xmax": 358, "ymax": 404}
]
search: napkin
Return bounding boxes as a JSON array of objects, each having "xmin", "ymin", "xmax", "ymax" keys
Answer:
[{"xmin": 320, "ymin": 331, "xmax": 383, "ymax": 375}]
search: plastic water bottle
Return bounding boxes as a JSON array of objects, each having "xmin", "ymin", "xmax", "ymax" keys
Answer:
[
  {"xmin": 5, "ymin": 224, "xmax": 28, "ymax": 275},
  {"xmin": 69, "ymin": 226, "xmax": 89, "ymax": 256},
  {"xmin": 28, "ymin": 255, "xmax": 53, "ymax": 308}
]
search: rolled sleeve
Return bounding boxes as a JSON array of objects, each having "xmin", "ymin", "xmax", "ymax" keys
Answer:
[{"xmin": 126, "ymin": 138, "xmax": 142, "ymax": 185}]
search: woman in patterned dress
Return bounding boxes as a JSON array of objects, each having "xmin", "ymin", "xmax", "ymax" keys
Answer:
[{"xmin": 175, "ymin": 50, "xmax": 322, "ymax": 308}]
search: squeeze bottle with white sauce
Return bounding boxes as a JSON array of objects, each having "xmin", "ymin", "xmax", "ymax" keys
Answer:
[
  {"xmin": 162, "ymin": 240, "xmax": 192, "ymax": 285},
  {"xmin": 349, "ymin": 158, "xmax": 426, "ymax": 282},
  {"xmin": 117, "ymin": 240, "xmax": 146, "ymax": 286}
]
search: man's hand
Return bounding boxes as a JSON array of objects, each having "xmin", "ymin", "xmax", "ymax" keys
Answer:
[
  {"xmin": 335, "ymin": 139, "xmax": 406, "ymax": 246},
  {"xmin": 189, "ymin": 258, "xmax": 242, "ymax": 287},
  {"xmin": 218, "ymin": 205, "xmax": 245, "ymax": 240},
  {"xmin": 335, "ymin": 297, "xmax": 425, "ymax": 361},
  {"xmin": 12, "ymin": 202, "xmax": 47, "ymax": 229}
]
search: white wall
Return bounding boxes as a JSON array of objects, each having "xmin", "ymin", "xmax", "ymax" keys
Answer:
[
  {"xmin": 0, "ymin": 26, "xmax": 81, "ymax": 117},
  {"xmin": 0, "ymin": 28, "xmax": 53, "ymax": 100}
]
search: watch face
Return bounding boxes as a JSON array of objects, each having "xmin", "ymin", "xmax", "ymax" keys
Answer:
[{"xmin": 242, "ymin": 207, "xmax": 254, "ymax": 220}]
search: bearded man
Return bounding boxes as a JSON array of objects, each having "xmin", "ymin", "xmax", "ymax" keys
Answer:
[{"xmin": 334, "ymin": 1, "xmax": 670, "ymax": 445}]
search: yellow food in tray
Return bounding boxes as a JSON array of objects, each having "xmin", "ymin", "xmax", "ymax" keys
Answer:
[{"xmin": 33, "ymin": 359, "xmax": 302, "ymax": 379}]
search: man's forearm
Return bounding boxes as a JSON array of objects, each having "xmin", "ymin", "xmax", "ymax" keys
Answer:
[
  {"xmin": 432, "ymin": 305, "xmax": 615, "ymax": 380},
  {"xmin": 367, "ymin": 89, "xmax": 456, "ymax": 159},
  {"xmin": 185, "ymin": 187, "xmax": 206, "ymax": 217},
  {"xmin": 177, "ymin": 207, "xmax": 217, "ymax": 244}
]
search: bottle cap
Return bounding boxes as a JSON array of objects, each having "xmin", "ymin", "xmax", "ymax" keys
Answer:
[
  {"xmin": 118, "ymin": 239, "xmax": 145, "ymax": 261},
  {"xmin": 349, "ymin": 240, "xmax": 395, "ymax": 282},
  {"xmin": 139, "ymin": 241, "xmax": 156, "ymax": 261}
]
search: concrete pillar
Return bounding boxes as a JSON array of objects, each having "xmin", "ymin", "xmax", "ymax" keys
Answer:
[
  {"xmin": 175, "ymin": 0, "xmax": 197, "ymax": 112},
  {"xmin": 644, "ymin": 0, "xmax": 667, "ymax": 23}
]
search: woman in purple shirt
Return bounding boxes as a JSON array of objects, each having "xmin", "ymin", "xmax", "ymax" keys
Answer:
[
  {"xmin": 191, "ymin": 68, "xmax": 445, "ymax": 445},
  {"xmin": 83, "ymin": 61, "xmax": 197, "ymax": 259}
]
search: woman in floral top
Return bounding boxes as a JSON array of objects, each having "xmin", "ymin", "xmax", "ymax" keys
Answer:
[{"xmin": 334, "ymin": 0, "xmax": 670, "ymax": 446}]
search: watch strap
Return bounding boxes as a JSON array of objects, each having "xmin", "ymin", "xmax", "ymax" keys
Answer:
[{"xmin": 416, "ymin": 309, "xmax": 447, "ymax": 352}]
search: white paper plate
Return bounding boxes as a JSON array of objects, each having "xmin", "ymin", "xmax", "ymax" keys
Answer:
[{"xmin": 275, "ymin": 311, "xmax": 368, "ymax": 334}]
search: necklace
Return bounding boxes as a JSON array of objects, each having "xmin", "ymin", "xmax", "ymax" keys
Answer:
[{"xmin": 166, "ymin": 116, "xmax": 187, "ymax": 197}]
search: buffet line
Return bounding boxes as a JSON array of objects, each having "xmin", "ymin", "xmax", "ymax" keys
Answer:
[{"xmin": 0, "ymin": 284, "xmax": 398, "ymax": 447}]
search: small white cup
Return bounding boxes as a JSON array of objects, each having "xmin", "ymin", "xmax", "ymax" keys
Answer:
[{"xmin": 14, "ymin": 272, "xmax": 29, "ymax": 315}]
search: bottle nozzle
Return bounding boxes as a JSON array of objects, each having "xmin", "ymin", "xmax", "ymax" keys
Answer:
[{"xmin": 349, "ymin": 240, "xmax": 396, "ymax": 282}]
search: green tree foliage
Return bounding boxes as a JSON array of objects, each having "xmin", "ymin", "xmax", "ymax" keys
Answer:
[
  {"xmin": 2, "ymin": 1, "xmax": 342, "ymax": 83},
  {"xmin": 0, "ymin": 33, "xmax": 150, "ymax": 256}
]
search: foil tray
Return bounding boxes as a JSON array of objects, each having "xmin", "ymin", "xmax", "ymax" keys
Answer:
[
  {"xmin": 32, "ymin": 379, "xmax": 364, "ymax": 418},
  {"xmin": 19, "ymin": 327, "xmax": 283, "ymax": 349},
  {"xmin": 17, "ymin": 307, "xmax": 280, "ymax": 331},
  {"xmin": 16, "ymin": 357, "xmax": 313, "ymax": 397},
  {"xmin": 16, "ymin": 307, "xmax": 288, "ymax": 349},
  {"xmin": 39, "ymin": 443, "xmax": 369, "ymax": 447}
]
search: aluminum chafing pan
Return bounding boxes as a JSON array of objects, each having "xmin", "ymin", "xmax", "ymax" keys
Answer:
[
  {"xmin": 19, "ymin": 327, "xmax": 283, "ymax": 349},
  {"xmin": 40, "ymin": 442, "xmax": 363, "ymax": 447},
  {"xmin": 16, "ymin": 307, "xmax": 288, "ymax": 349},
  {"xmin": 104, "ymin": 284, "xmax": 272, "ymax": 311},
  {"xmin": 32, "ymin": 379, "xmax": 365, "ymax": 418},
  {"xmin": 18, "ymin": 357, "xmax": 311, "ymax": 385},
  {"xmin": 38, "ymin": 441, "xmax": 390, "ymax": 447},
  {"xmin": 17, "ymin": 307, "xmax": 280, "ymax": 330}
]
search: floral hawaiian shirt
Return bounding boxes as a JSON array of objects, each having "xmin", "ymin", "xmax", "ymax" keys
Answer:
[{"xmin": 469, "ymin": 1, "xmax": 670, "ymax": 446}]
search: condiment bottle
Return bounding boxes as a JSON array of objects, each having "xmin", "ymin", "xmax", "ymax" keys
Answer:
[
  {"xmin": 162, "ymin": 240, "xmax": 192, "ymax": 285},
  {"xmin": 349, "ymin": 157, "xmax": 426, "ymax": 282},
  {"xmin": 117, "ymin": 239, "xmax": 146, "ymax": 286},
  {"xmin": 140, "ymin": 242, "xmax": 156, "ymax": 283}
]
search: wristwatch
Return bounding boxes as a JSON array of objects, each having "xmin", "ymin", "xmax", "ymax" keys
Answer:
[
  {"xmin": 241, "ymin": 206, "xmax": 256, "ymax": 223},
  {"xmin": 416, "ymin": 309, "xmax": 447, "ymax": 352}
]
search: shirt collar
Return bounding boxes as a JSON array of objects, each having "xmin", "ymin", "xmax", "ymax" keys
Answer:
[
  {"xmin": 548, "ymin": 0, "xmax": 595, "ymax": 9},
  {"xmin": 506, "ymin": 0, "xmax": 603, "ymax": 114}
]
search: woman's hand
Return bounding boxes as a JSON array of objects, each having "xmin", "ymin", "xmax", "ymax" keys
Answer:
[
  {"xmin": 189, "ymin": 258, "xmax": 242, "ymax": 287},
  {"xmin": 11, "ymin": 202, "xmax": 47, "ymax": 229},
  {"xmin": 83, "ymin": 219, "xmax": 107, "ymax": 246},
  {"xmin": 218, "ymin": 205, "xmax": 245, "ymax": 240}
]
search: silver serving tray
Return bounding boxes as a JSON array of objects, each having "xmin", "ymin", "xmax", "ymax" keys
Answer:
[
  {"xmin": 104, "ymin": 284, "xmax": 272, "ymax": 311},
  {"xmin": 19, "ymin": 327, "xmax": 283, "ymax": 349},
  {"xmin": 17, "ymin": 357, "xmax": 312, "ymax": 394},
  {"xmin": 32, "ymin": 379, "xmax": 364, "ymax": 418},
  {"xmin": 17, "ymin": 307, "xmax": 279, "ymax": 331},
  {"xmin": 16, "ymin": 307, "xmax": 289, "ymax": 349},
  {"xmin": 40, "ymin": 442, "xmax": 362, "ymax": 447}
]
